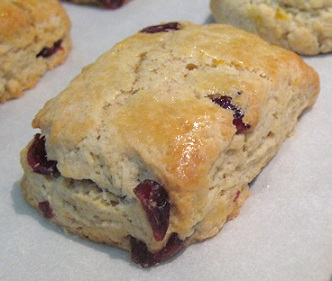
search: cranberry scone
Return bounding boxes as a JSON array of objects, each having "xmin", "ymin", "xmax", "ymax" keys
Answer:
[
  {"xmin": 63, "ymin": 0, "xmax": 129, "ymax": 9},
  {"xmin": 0, "ymin": 0, "xmax": 71, "ymax": 103},
  {"xmin": 210, "ymin": 0, "xmax": 332, "ymax": 55},
  {"xmin": 20, "ymin": 22, "xmax": 319, "ymax": 267}
]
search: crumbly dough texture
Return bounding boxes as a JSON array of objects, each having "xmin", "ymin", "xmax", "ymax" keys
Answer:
[
  {"xmin": 210, "ymin": 0, "xmax": 332, "ymax": 55},
  {"xmin": 21, "ymin": 22, "xmax": 319, "ymax": 261},
  {"xmin": 0, "ymin": 0, "xmax": 71, "ymax": 103}
]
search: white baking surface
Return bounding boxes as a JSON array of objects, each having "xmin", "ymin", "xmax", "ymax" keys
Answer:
[{"xmin": 0, "ymin": 0, "xmax": 331, "ymax": 280}]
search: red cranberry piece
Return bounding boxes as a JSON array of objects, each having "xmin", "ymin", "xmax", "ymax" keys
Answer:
[
  {"xmin": 233, "ymin": 190, "xmax": 241, "ymax": 202},
  {"xmin": 98, "ymin": 0, "xmax": 126, "ymax": 9},
  {"xmin": 36, "ymin": 40, "xmax": 63, "ymax": 58},
  {"xmin": 233, "ymin": 119, "xmax": 250, "ymax": 134},
  {"xmin": 38, "ymin": 201, "xmax": 54, "ymax": 219},
  {"xmin": 140, "ymin": 22, "xmax": 180, "ymax": 34},
  {"xmin": 210, "ymin": 95, "xmax": 251, "ymax": 133},
  {"xmin": 130, "ymin": 233, "xmax": 184, "ymax": 267},
  {"xmin": 27, "ymin": 134, "xmax": 58, "ymax": 176},
  {"xmin": 134, "ymin": 180, "xmax": 170, "ymax": 241}
]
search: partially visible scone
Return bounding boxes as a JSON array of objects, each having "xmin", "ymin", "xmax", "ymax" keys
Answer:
[
  {"xmin": 63, "ymin": 0, "xmax": 129, "ymax": 9},
  {"xmin": 20, "ymin": 22, "xmax": 319, "ymax": 267},
  {"xmin": 210, "ymin": 0, "xmax": 332, "ymax": 55},
  {"xmin": 0, "ymin": 0, "xmax": 71, "ymax": 103}
]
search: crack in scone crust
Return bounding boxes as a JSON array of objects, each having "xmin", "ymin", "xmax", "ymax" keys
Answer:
[{"xmin": 21, "ymin": 22, "xmax": 319, "ymax": 266}]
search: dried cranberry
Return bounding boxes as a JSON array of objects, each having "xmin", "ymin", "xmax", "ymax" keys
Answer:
[
  {"xmin": 210, "ymin": 95, "xmax": 251, "ymax": 133},
  {"xmin": 233, "ymin": 119, "xmax": 250, "ymax": 134},
  {"xmin": 98, "ymin": 0, "xmax": 126, "ymax": 9},
  {"xmin": 130, "ymin": 233, "xmax": 184, "ymax": 267},
  {"xmin": 134, "ymin": 180, "xmax": 170, "ymax": 241},
  {"xmin": 38, "ymin": 201, "xmax": 54, "ymax": 219},
  {"xmin": 233, "ymin": 190, "xmax": 240, "ymax": 202},
  {"xmin": 140, "ymin": 22, "xmax": 180, "ymax": 34},
  {"xmin": 36, "ymin": 40, "xmax": 63, "ymax": 58},
  {"xmin": 27, "ymin": 134, "xmax": 58, "ymax": 176}
]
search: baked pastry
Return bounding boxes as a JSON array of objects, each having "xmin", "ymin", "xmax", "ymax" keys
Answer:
[
  {"xmin": 0, "ymin": 0, "xmax": 71, "ymax": 103},
  {"xmin": 20, "ymin": 22, "xmax": 319, "ymax": 267},
  {"xmin": 63, "ymin": 0, "xmax": 129, "ymax": 9},
  {"xmin": 210, "ymin": 0, "xmax": 332, "ymax": 55}
]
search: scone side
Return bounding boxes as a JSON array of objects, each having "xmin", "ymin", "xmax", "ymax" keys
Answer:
[
  {"xmin": 0, "ymin": 0, "xmax": 72, "ymax": 103},
  {"xmin": 210, "ymin": 0, "xmax": 332, "ymax": 55},
  {"xmin": 20, "ymin": 144, "xmax": 170, "ymax": 252},
  {"xmin": 187, "ymin": 62, "xmax": 319, "ymax": 243},
  {"xmin": 0, "ymin": 35, "xmax": 72, "ymax": 103}
]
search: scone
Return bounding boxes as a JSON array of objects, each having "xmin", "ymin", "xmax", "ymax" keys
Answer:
[
  {"xmin": 20, "ymin": 22, "xmax": 320, "ymax": 267},
  {"xmin": 210, "ymin": 0, "xmax": 332, "ymax": 55},
  {"xmin": 63, "ymin": 0, "xmax": 129, "ymax": 9},
  {"xmin": 0, "ymin": 0, "xmax": 71, "ymax": 103}
]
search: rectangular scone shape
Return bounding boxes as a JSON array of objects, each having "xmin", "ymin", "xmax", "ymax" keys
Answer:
[{"xmin": 20, "ymin": 22, "xmax": 319, "ymax": 267}]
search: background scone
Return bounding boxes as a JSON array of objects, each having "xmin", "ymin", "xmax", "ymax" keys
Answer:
[
  {"xmin": 20, "ymin": 22, "xmax": 319, "ymax": 267},
  {"xmin": 0, "ymin": 0, "xmax": 71, "ymax": 103},
  {"xmin": 63, "ymin": 0, "xmax": 129, "ymax": 9},
  {"xmin": 210, "ymin": 0, "xmax": 332, "ymax": 55}
]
